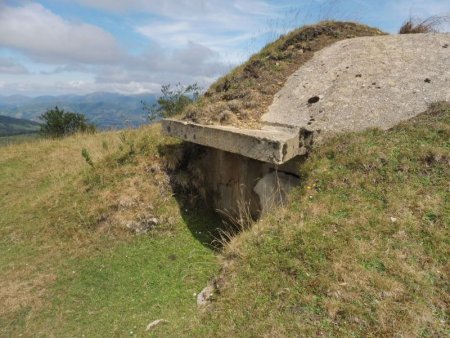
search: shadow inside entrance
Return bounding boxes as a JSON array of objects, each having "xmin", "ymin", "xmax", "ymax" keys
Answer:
[{"xmin": 157, "ymin": 142, "xmax": 232, "ymax": 251}]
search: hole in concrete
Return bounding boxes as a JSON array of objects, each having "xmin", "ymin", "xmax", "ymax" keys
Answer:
[
  {"xmin": 443, "ymin": 44, "xmax": 448, "ymax": 48},
  {"xmin": 424, "ymin": 78, "xmax": 431, "ymax": 83},
  {"xmin": 355, "ymin": 74, "xmax": 362, "ymax": 77},
  {"xmin": 308, "ymin": 96, "xmax": 320, "ymax": 104}
]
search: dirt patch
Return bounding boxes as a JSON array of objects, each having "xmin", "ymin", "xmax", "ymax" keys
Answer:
[
  {"xmin": 182, "ymin": 21, "xmax": 384, "ymax": 128},
  {"xmin": 0, "ymin": 271, "xmax": 56, "ymax": 316}
]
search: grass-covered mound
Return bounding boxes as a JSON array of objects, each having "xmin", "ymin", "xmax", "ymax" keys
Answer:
[
  {"xmin": 0, "ymin": 126, "xmax": 220, "ymax": 336},
  {"xmin": 184, "ymin": 22, "xmax": 384, "ymax": 127},
  {"xmin": 192, "ymin": 102, "xmax": 450, "ymax": 337}
]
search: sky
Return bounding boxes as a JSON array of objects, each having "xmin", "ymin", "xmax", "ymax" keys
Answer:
[{"xmin": 0, "ymin": 0, "xmax": 449, "ymax": 97}]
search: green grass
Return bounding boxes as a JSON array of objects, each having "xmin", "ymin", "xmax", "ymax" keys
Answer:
[
  {"xmin": 190, "ymin": 102, "xmax": 450, "ymax": 337},
  {"xmin": 0, "ymin": 125, "xmax": 220, "ymax": 337},
  {"xmin": 1, "ymin": 104, "xmax": 449, "ymax": 337}
]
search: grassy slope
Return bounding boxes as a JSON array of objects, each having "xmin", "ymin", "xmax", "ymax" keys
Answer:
[
  {"xmin": 0, "ymin": 115, "xmax": 40, "ymax": 137},
  {"xmin": 192, "ymin": 103, "xmax": 450, "ymax": 337},
  {"xmin": 1, "ymin": 104, "xmax": 448, "ymax": 337},
  {"xmin": 0, "ymin": 126, "xmax": 220, "ymax": 337}
]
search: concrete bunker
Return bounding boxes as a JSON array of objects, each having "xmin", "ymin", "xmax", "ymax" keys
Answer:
[
  {"xmin": 162, "ymin": 33, "xmax": 450, "ymax": 219},
  {"xmin": 162, "ymin": 119, "xmax": 311, "ymax": 219}
]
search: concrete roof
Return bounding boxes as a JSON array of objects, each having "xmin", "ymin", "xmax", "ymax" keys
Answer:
[
  {"xmin": 163, "ymin": 33, "xmax": 450, "ymax": 163},
  {"xmin": 264, "ymin": 33, "xmax": 450, "ymax": 142}
]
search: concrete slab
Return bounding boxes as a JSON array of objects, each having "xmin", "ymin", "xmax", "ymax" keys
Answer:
[
  {"xmin": 163, "ymin": 33, "xmax": 449, "ymax": 164},
  {"xmin": 162, "ymin": 119, "xmax": 305, "ymax": 164},
  {"xmin": 263, "ymin": 33, "xmax": 450, "ymax": 143}
]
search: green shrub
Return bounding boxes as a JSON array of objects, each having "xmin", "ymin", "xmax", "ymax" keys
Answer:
[
  {"xmin": 39, "ymin": 106, "xmax": 96, "ymax": 138},
  {"xmin": 144, "ymin": 83, "xmax": 200, "ymax": 120}
]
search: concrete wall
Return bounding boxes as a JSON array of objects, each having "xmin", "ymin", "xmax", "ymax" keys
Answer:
[{"xmin": 198, "ymin": 147, "xmax": 302, "ymax": 220}]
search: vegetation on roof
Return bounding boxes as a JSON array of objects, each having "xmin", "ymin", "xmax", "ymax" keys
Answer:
[{"xmin": 182, "ymin": 21, "xmax": 384, "ymax": 128}]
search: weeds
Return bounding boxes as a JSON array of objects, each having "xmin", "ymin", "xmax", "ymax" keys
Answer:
[
  {"xmin": 399, "ymin": 15, "xmax": 450, "ymax": 34},
  {"xmin": 81, "ymin": 148, "xmax": 94, "ymax": 167}
]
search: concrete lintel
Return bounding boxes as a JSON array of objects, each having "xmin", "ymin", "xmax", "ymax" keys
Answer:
[{"xmin": 162, "ymin": 119, "xmax": 302, "ymax": 164}]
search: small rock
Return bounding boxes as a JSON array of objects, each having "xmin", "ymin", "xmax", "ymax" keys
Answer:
[
  {"xmin": 126, "ymin": 217, "xmax": 159, "ymax": 235},
  {"xmin": 146, "ymin": 319, "xmax": 168, "ymax": 331},
  {"xmin": 390, "ymin": 217, "xmax": 397, "ymax": 223},
  {"xmin": 218, "ymin": 110, "xmax": 238, "ymax": 125},
  {"xmin": 197, "ymin": 285, "xmax": 215, "ymax": 306}
]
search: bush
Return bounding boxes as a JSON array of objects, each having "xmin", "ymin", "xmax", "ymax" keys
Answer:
[
  {"xmin": 399, "ymin": 16, "xmax": 450, "ymax": 34},
  {"xmin": 144, "ymin": 83, "xmax": 200, "ymax": 121},
  {"xmin": 39, "ymin": 106, "xmax": 96, "ymax": 138}
]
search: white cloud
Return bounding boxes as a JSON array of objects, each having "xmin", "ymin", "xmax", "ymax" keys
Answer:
[
  {"xmin": 95, "ymin": 41, "xmax": 230, "ymax": 90},
  {"xmin": 0, "ymin": 57, "xmax": 29, "ymax": 74},
  {"xmin": 0, "ymin": 77, "xmax": 162, "ymax": 96},
  {"xmin": 80, "ymin": 0, "xmax": 281, "ymax": 62},
  {"xmin": 0, "ymin": 3, "xmax": 123, "ymax": 64}
]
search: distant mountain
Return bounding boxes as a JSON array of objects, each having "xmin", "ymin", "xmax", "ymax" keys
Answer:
[
  {"xmin": 0, "ymin": 92, "xmax": 158, "ymax": 129},
  {"xmin": 0, "ymin": 115, "xmax": 41, "ymax": 137}
]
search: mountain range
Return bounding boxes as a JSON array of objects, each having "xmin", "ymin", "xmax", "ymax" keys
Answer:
[
  {"xmin": 0, "ymin": 115, "xmax": 41, "ymax": 137},
  {"xmin": 0, "ymin": 92, "xmax": 158, "ymax": 129}
]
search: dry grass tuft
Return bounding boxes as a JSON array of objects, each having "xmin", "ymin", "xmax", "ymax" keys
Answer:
[{"xmin": 399, "ymin": 15, "xmax": 450, "ymax": 34}]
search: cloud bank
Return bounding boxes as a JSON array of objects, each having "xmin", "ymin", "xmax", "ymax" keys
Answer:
[{"xmin": 0, "ymin": 0, "xmax": 449, "ymax": 96}]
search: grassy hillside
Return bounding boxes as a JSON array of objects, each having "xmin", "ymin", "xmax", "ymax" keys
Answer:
[
  {"xmin": 0, "ymin": 125, "xmax": 220, "ymax": 336},
  {"xmin": 0, "ymin": 115, "xmax": 40, "ymax": 137},
  {"xmin": 1, "ymin": 18, "xmax": 448, "ymax": 336},
  {"xmin": 2, "ymin": 103, "xmax": 448, "ymax": 337},
  {"xmin": 192, "ymin": 102, "xmax": 450, "ymax": 337}
]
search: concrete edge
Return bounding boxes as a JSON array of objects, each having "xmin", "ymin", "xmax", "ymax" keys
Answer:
[{"xmin": 161, "ymin": 119, "xmax": 303, "ymax": 164}]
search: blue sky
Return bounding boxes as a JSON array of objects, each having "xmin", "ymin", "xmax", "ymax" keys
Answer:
[{"xmin": 0, "ymin": 0, "xmax": 449, "ymax": 96}]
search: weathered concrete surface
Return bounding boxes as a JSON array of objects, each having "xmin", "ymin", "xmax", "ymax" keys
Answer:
[
  {"xmin": 264, "ymin": 33, "xmax": 450, "ymax": 142},
  {"xmin": 163, "ymin": 119, "xmax": 306, "ymax": 164},
  {"xmin": 198, "ymin": 148, "xmax": 302, "ymax": 218},
  {"xmin": 253, "ymin": 172, "xmax": 300, "ymax": 215},
  {"xmin": 162, "ymin": 33, "xmax": 450, "ymax": 217}
]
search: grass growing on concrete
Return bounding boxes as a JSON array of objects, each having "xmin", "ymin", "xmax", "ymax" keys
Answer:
[
  {"xmin": 0, "ymin": 126, "xmax": 220, "ymax": 337},
  {"xmin": 192, "ymin": 102, "xmax": 450, "ymax": 337},
  {"xmin": 183, "ymin": 22, "xmax": 384, "ymax": 127},
  {"xmin": 399, "ymin": 15, "xmax": 450, "ymax": 34}
]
